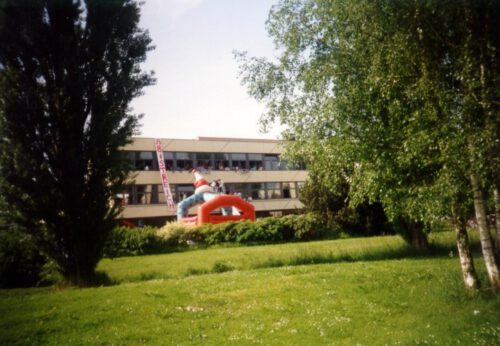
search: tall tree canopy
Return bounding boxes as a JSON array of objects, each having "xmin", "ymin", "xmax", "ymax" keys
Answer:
[
  {"xmin": 238, "ymin": 0, "xmax": 499, "ymax": 291},
  {"xmin": 0, "ymin": 0, "xmax": 154, "ymax": 286}
]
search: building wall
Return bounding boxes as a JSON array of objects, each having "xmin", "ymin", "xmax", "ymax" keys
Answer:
[{"xmin": 118, "ymin": 137, "xmax": 308, "ymax": 224}]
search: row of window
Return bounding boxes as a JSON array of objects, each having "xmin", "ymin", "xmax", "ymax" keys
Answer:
[
  {"xmin": 125, "ymin": 151, "xmax": 306, "ymax": 171},
  {"xmin": 118, "ymin": 182, "xmax": 304, "ymax": 206}
]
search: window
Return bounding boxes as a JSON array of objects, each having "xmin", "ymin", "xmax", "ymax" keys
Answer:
[
  {"xmin": 296, "ymin": 181, "xmax": 305, "ymax": 198},
  {"xmin": 266, "ymin": 182, "xmax": 281, "ymax": 199},
  {"xmin": 126, "ymin": 151, "xmax": 154, "ymax": 170},
  {"xmin": 230, "ymin": 153, "xmax": 247, "ymax": 170},
  {"xmin": 155, "ymin": 184, "xmax": 166, "ymax": 204},
  {"xmin": 195, "ymin": 153, "xmax": 212, "ymax": 170},
  {"xmin": 282, "ymin": 182, "xmax": 296, "ymax": 198},
  {"xmin": 125, "ymin": 152, "xmax": 136, "ymax": 170},
  {"xmin": 137, "ymin": 152, "xmax": 154, "ymax": 170},
  {"xmin": 175, "ymin": 152, "xmax": 193, "ymax": 171},
  {"xmin": 176, "ymin": 184, "xmax": 194, "ymax": 202},
  {"xmin": 226, "ymin": 183, "xmax": 248, "ymax": 198},
  {"xmin": 278, "ymin": 159, "xmax": 288, "ymax": 171},
  {"xmin": 116, "ymin": 186, "xmax": 133, "ymax": 205},
  {"xmin": 248, "ymin": 154, "xmax": 263, "ymax": 171},
  {"xmin": 214, "ymin": 153, "xmax": 230, "ymax": 170},
  {"xmin": 137, "ymin": 185, "xmax": 153, "ymax": 204},
  {"xmin": 249, "ymin": 183, "xmax": 265, "ymax": 200},
  {"xmin": 163, "ymin": 152, "xmax": 174, "ymax": 170},
  {"xmin": 263, "ymin": 154, "xmax": 279, "ymax": 170}
]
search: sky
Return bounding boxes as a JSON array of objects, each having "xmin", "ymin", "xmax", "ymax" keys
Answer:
[{"xmin": 130, "ymin": 0, "xmax": 282, "ymax": 140}]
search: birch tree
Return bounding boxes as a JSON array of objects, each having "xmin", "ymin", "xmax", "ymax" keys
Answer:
[{"xmin": 238, "ymin": 0, "xmax": 500, "ymax": 291}]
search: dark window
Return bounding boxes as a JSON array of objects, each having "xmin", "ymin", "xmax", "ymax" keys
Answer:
[
  {"xmin": 195, "ymin": 153, "xmax": 212, "ymax": 170},
  {"xmin": 163, "ymin": 152, "xmax": 174, "ymax": 170},
  {"xmin": 226, "ymin": 183, "xmax": 248, "ymax": 198},
  {"xmin": 214, "ymin": 153, "xmax": 230, "ymax": 170},
  {"xmin": 137, "ymin": 185, "xmax": 153, "ymax": 204},
  {"xmin": 175, "ymin": 152, "xmax": 193, "ymax": 171},
  {"xmin": 249, "ymin": 183, "xmax": 265, "ymax": 200},
  {"xmin": 126, "ymin": 151, "xmax": 154, "ymax": 170},
  {"xmin": 282, "ymin": 182, "xmax": 296, "ymax": 198},
  {"xmin": 248, "ymin": 154, "xmax": 263, "ymax": 171},
  {"xmin": 176, "ymin": 184, "xmax": 194, "ymax": 202},
  {"xmin": 137, "ymin": 152, "xmax": 154, "ymax": 170},
  {"xmin": 266, "ymin": 182, "xmax": 282, "ymax": 199},
  {"xmin": 230, "ymin": 153, "xmax": 247, "ymax": 170}
]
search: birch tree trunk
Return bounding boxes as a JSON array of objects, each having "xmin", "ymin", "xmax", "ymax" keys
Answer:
[
  {"xmin": 451, "ymin": 210, "xmax": 479, "ymax": 290},
  {"xmin": 494, "ymin": 188, "xmax": 500, "ymax": 257},
  {"xmin": 470, "ymin": 174, "xmax": 500, "ymax": 292}
]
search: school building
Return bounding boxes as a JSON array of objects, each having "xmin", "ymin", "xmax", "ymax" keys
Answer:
[{"xmin": 118, "ymin": 137, "xmax": 309, "ymax": 226}]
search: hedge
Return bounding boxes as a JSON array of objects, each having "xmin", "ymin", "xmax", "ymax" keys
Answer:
[{"xmin": 103, "ymin": 214, "xmax": 337, "ymax": 258}]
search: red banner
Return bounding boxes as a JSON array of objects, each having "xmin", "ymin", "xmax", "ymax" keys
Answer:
[{"xmin": 154, "ymin": 138, "xmax": 176, "ymax": 210}]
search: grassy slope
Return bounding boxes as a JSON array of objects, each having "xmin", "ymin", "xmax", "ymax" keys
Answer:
[
  {"xmin": 97, "ymin": 235, "xmax": 414, "ymax": 283},
  {"xmin": 1, "ymin": 232, "xmax": 499, "ymax": 345}
]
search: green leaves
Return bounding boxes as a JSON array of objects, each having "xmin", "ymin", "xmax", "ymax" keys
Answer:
[{"xmin": 238, "ymin": 0, "xmax": 499, "ymax": 231}]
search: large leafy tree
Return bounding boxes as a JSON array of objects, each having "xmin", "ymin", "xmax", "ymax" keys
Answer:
[
  {"xmin": 0, "ymin": 0, "xmax": 154, "ymax": 286},
  {"xmin": 238, "ymin": 0, "xmax": 500, "ymax": 291}
]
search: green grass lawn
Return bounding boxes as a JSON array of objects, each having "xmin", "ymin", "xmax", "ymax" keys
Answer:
[{"xmin": 1, "ymin": 232, "xmax": 499, "ymax": 345}]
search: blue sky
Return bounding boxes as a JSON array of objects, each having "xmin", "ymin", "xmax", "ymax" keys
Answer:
[{"xmin": 131, "ymin": 0, "xmax": 282, "ymax": 140}]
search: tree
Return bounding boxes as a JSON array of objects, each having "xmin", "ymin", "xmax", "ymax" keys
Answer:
[
  {"xmin": 0, "ymin": 0, "xmax": 154, "ymax": 286},
  {"xmin": 238, "ymin": 0, "xmax": 500, "ymax": 291}
]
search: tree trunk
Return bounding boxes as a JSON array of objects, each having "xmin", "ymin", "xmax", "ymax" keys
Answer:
[
  {"xmin": 470, "ymin": 174, "xmax": 500, "ymax": 292},
  {"xmin": 451, "ymin": 212, "xmax": 480, "ymax": 290},
  {"xmin": 409, "ymin": 221, "xmax": 429, "ymax": 251},
  {"xmin": 494, "ymin": 188, "xmax": 500, "ymax": 258}
]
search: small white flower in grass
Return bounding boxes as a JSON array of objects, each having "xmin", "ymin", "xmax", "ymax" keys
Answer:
[{"xmin": 473, "ymin": 310, "xmax": 480, "ymax": 315}]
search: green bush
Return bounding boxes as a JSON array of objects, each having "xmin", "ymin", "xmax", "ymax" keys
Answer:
[
  {"xmin": 103, "ymin": 226, "xmax": 164, "ymax": 258},
  {"xmin": 157, "ymin": 222, "xmax": 203, "ymax": 246},
  {"xmin": 281, "ymin": 213, "xmax": 333, "ymax": 240},
  {"xmin": 196, "ymin": 213, "xmax": 336, "ymax": 245},
  {"xmin": 248, "ymin": 217, "xmax": 291, "ymax": 242},
  {"xmin": 0, "ymin": 228, "xmax": 47, "ymax": 288},
  {"xmin": 198, "ymin": 221, "xmax": 239, "ymax": 244},
  {"xmin": 103, "ymin": 214, "xmax": 341, "ymax": 258}
]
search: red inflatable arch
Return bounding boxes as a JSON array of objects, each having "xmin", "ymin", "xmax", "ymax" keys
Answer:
[{"xmin": 181, "ymin": 194, "xmax": 256, "ymax": 226}]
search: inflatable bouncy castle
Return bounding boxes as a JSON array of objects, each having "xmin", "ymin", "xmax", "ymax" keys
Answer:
[{"xmin": 180, "ymin": 194, "xmax": 256, "ymax": 226}]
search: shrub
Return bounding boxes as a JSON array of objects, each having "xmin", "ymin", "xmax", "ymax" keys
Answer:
[
  {"xmin": 195, "ymin": 214, "xmax": 335, "ymax": 246},
  {"xmin": 0, "ymin": 228, "xmax": 47, "ymax": 288},
  {"xmin": 157, "ymin": 222, "xmax": 203, "ymax": 246},
  {"xmin": 198, "ymin": 221, "xmax": 241, "ymax": 245},
  {"xmin": 102, "ymin": 226, "xmax": 163, "ymax": 258},
  {"xmin": 103, "ymin": 214, "xmax": 343, "ymax": 258},
  {"xmin": 248, "ymin": 217, "xmax": 291, "ymax": 242},
  {"xmin": 281, "ymin": 213, "xmax": 337, "ymax": 240}
]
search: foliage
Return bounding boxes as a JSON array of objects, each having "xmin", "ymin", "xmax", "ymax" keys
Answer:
[
  {"xmin": 0, "ymin": 0, "xmax": 154, "ymax": 286},
  {"xmin": 157, "ymin": 222, "xmax": 203, "ymax": 247},
  {"xmin": 196, "ymin": 214, "xmax": 333, "ymax": 245},
  {"xmin": 0, "ymin": 227, "xmax": 46, "ymax": 288},
  {"xmin": 102, "ymin": 226, "xmax": 164, "ymax": 258},
  {"xmin": 299, "ymin": 173, "xmax": 393, "ymax": 237},
  {"xmin": 237, "ymin": 0, "xmax": 500, "ymax": 288},
  {"xmin": 102, "ymin": 216, "xmax": 337, "ymax": 260}
]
